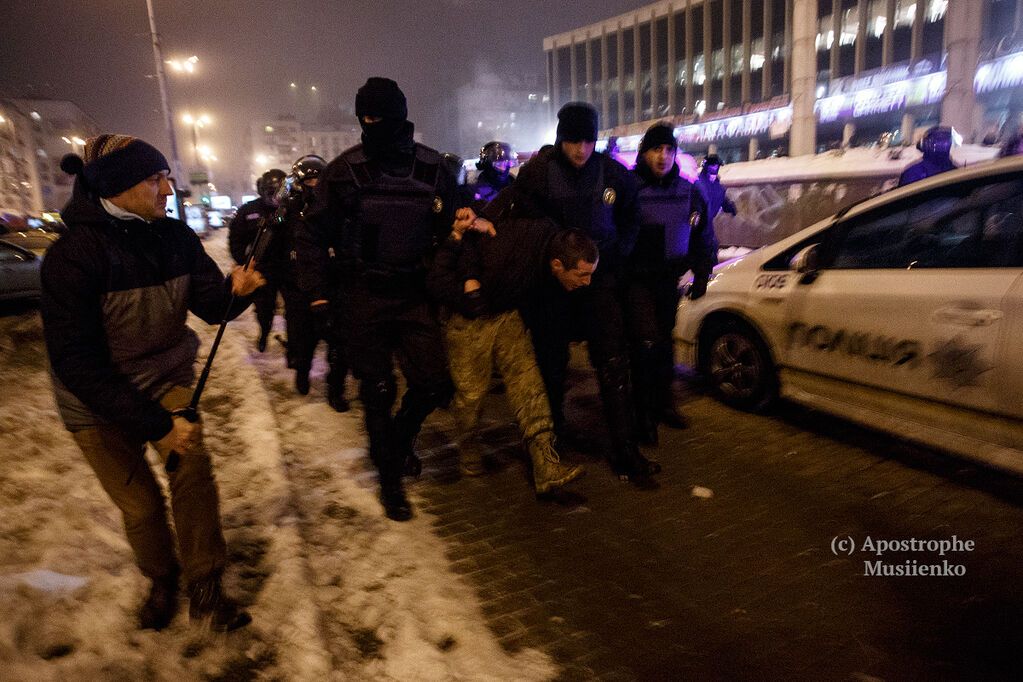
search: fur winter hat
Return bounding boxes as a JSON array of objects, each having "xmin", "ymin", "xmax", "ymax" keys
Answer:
[
  {"xmin": 60, "ymin": 134, "xmax": 169, "ymax": 198},
  {"xmin": 638, "ymin": 123, "xmax": 678, "ymax": 155}
]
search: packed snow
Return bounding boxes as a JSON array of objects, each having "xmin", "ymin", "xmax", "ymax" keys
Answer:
[{"xmin": 0, "ymin": 231, "xmax": 555, "ymax": 680}]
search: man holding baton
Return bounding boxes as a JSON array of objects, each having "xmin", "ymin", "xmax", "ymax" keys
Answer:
[{"xmin": 42, "ymin": 134, "xmax": 264, "ymax": 632}]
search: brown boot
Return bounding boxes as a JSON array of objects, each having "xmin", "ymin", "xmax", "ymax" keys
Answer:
[
  {"xmin": 189, "ymin": 572, "xmax": 252, "ymax": 632},
  {"xmin": 140, "ymin": 572, "xmax": 179, "ymax": 631},
  {"xmin": 528, "ymin": 433, "xmax": 584, "ymax": 495}
]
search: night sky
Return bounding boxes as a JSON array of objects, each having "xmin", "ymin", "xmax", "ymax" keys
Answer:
[{"xmin": 2, "ymin": 0, "xmax": 651, "ymax": 192}]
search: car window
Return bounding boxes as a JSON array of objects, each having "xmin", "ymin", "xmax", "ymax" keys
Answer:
[
  {"xmin": 0, "ymin": 244, "xmax": 29, "ymax": 262},
  {"xmin": 828, "ymin": 178, "xmax": 1023, "ymax": 269}
]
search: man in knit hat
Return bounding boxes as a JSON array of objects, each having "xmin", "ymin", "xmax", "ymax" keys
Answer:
[
  {"xmin": 487, "ymin": 102, "xmax": 661, "ymax": 485},
  {"xmin": 297, "ymin": 77, "xmax": 464, "ymax": 521},
  {"xmin": 627, "ymin": 122, "xmax": 709, "ymax": 444},
  {"xmin": 41, "ymin": 134, "xmax": 264, "ymax": 632}
]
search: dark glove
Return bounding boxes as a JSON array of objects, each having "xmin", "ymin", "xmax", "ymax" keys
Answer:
[{"xmin": 460, "ymin": 289, "xmax": 488, "ymax": 319}]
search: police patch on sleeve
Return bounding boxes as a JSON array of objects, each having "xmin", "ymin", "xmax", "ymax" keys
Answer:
[
  {"xmin": 432, "ymin": 196, "xmax": 444, "ymax": 214},
  {"xmin": 602, "ymin": 188, "xmax": 616, "ymax": 206}
]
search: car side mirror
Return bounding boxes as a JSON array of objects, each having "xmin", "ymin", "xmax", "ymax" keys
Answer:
[{"xmin": 790, "ymin": 244, "xmax": 821, "ymax": 284}]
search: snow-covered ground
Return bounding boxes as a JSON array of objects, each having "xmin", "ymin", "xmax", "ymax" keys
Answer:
[{"xmin": 0, "ymin": 231, "xmax": 555, "ymax": 680}]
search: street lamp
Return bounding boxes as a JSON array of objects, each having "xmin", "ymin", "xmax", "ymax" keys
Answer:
[
  {"xmin": 144, "ymin": 0, "xmax": 186, "ymax": 184},
  {"xmin": 181, "ymin": 112, "xmax": 211, "ymax": 168},
  {"xmin": 165, "ymin": 55, "xmax": 199, "ymax": 73}
]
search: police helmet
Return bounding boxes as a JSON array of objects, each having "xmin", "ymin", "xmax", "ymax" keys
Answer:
[
  {"xmin": 917, "ymin": 126, "xmax": 954, "ymax": 157},
  {"xmin": 442, "ymin": 152, "xmax": 467, "ymax": 185},
  {"xmin": 291, "ymin": 155, "xmax": 326, "ymax": 183},
  {"xmin": 476, "ymin": 141, "xmax": 516, "ymax": 170},
  {"xmin": 256, "ymin": 168, "xmax": 287, "ymax": 197}
]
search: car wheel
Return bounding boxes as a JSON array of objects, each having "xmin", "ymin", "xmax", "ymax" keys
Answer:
[{"xmin": 702, "ymin": 320, "xmax": 776, "ymax": 410}]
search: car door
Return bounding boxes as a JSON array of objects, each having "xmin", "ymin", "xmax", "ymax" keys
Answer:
[
  {"xmin": 780, "ymin": 174, "xmax": 1023, "ymax": 418},
  {"xmin": 0, "ymin": 241, "xmax": 38, "ymax": 298}
]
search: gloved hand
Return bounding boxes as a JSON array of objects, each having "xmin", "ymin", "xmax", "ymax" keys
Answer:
[{"xmin": 460, "ymin": 289, "xmax": 487, "ymax": 319}]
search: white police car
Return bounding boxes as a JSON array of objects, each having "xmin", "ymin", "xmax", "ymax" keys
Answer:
[{"xmin": 674, "ymin": 155, "xmax": 1023, "ymax": 474}]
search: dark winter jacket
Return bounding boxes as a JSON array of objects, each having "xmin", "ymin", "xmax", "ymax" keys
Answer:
[
  {"xmin": 229, "ymin": 197, "xmax": 287, "ymax": 278},
  {"xmin": 508, "ymin": 145, "xmax": 640, "ymax": 273},
  {"xmin": 468, "ymin": 168, "xmax": 514, "ymax": 209},
  {"xmin": 897, "ymin": 155, "xmax": 957, "ymax": 187},
  {"xmin": 41, "ymin": 184, "xmax": 249, "ymax": 441},
  {"xmin": 298, "ymin": 135, "xmax": 463, "ymax": 302},
  {"xmin": 427, "ymin": 212, "xmax": 556, "ymax": 318},
  {"xmin": 632, "ymin": 159, "xmax": 711, "ymax": 273}
]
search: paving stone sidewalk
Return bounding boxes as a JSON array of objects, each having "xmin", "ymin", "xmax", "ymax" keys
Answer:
[{"xmin": 411, "ymin": 351, "xmax": 1023, "ymax": 680}]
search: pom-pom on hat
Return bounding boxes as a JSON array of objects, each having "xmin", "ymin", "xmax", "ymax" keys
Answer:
[
  {"xmin": 60, "ymin": 134, "xmax": 170, "ymax": 198},
  {"xmin": 556, "ymin": 102, "xmax": 599, "ymax": 143}
]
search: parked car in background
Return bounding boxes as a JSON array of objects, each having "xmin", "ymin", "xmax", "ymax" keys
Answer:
[
  {"xmin": 0, "ymin": 222, "xmax": 60, "ymax": 256},
  {"xmin": 0, "ymin": 239, "xmax": 42, "ymax": 300},
  {"xmin": 674, "ymin": 155, "xmax": 1023, "ymax": 475}
]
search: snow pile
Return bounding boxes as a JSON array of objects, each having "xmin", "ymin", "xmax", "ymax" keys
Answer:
[{"xmin": 0, "ymin": 232, "xmax": 555, "ymax": 680}]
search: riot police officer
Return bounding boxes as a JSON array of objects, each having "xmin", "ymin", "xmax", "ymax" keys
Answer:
[
  {"xmin": 230, "ymin": 169, "xmax": 287, "ymax": 351},
  {"xmin": 299, "ymin": 77, "xmax": 462, "ymax": 521},
  {"xmin": 898, "ymin": 125, "xmax": 957, "ymax": 186},
  {"xmin": 693, "ymin": 154, "xmax": 736, "ymax": 298},
  {"xmin": 280, "ymin": 155, "xmax": 350, "ymax": 409},
  {"xmin": 628, "ymin": 123, "xmax": 708, "ymax": 444},
  {"xmin": 469, "ymin": 141, "xmax": 516, "ymax": 207}
]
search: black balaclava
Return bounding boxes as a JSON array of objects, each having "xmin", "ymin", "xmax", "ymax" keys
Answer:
[{"xmin": 355, "ymin": 77, "xmax": 414, "ymax": 159}]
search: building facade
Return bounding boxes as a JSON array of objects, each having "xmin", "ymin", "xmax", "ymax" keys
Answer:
[
  {"xmin": 544, "ymin": 1, "xmax": 1016, "ymax": 162},
  {"xmin": 247, "ymin": 116, "xmax": 368, "ymax": 188},
  {"xmin": 454, "ymin": 69, "xmax": 551, "ymax": 160},
  {"xmin": 0, "ymin": 98, "xmax": 99, "ymax": 213}
]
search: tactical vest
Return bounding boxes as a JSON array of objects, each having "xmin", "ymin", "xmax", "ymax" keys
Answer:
[
  {"xmin": 545, "ymin": 155, "xmax": 618, "ymax": 253},
  {"xmin": 343, "ymin": 144, "xmax": 443, "ymax": 276},
  {"xmin": 635, "ymin": 177, "xmax": 695, "ymax": 264}
]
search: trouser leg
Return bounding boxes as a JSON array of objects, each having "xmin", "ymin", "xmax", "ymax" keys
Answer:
[
  {"xmin": 154, "ymin": 386, "xmax": 227, "ymax": 585},
  {"xmin": 492, "ymin": 311, "xmax": 554, "ymax": 443},
  {"xmin": 445, "ymin": 313, "xmax": 497, "ymax": 473},
  {"xmin": 252, "ymin": 280, "xmax": 278, "ymax": 338},
  {"xmin": 73, "ymin": 427, "xmax": 178, "ymax": 581}
]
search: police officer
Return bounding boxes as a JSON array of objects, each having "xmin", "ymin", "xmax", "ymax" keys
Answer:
[
  {"xmin": 299, "ymin": 77, "xmax": 462, "ymax": 521},
  {"xmin": 693, "ymin": 154, "xmax": 736, "ymax": 298},
  {"xmin": 230, "ymin": 169, "xmax": 287, "ymax": 351},
  {"xmin": 898, "ymin": 125, "xmax": 957, "ymax": 187},
  {"xmin": 628, "ymin": 123, "xmax": 708, "ymax": 444},
  {"xmin": 280, "ymin": 155, "xmax": 350, "ymax": 408},
  {"xmin": 469, "ymin": 141, "xmax": 516, "ymax": 207},
  {"xmin": 507, "ymin": 101, "xmax": 660, "ymax": 484}
]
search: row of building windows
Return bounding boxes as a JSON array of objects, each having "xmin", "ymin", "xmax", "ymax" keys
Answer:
[{"xmin": 546, "ymin": 0, "xmax": 952, "ymax": 131}]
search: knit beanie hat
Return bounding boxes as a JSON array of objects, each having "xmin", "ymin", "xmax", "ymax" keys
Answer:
[
  {"xmin": 638, "ymin": 122, "xmax": 678, "ymax": 155},
  {"xmin": 355, "ymin": 77, "xmax": 408, "ymax": 121},
  {"xmin": 556, "ymin": 102, "xmax": 598, "ymax": 143},
  {"xmin": 60, "ymin": 134, "xmax": 170, "ymax": 198}
]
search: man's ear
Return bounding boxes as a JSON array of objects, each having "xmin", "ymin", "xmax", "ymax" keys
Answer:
[{"xmin": 550, "ymin": 258, "xmax": 565, "ymax": 274}]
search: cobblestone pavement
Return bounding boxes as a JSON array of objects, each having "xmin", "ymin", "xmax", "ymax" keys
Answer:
[{"xmin": 410, "ymin": 351, "xmax": 1023, "ymax": 680}]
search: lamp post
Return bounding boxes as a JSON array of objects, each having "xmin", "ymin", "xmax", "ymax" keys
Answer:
[
  {"xmin": 144, "ymin": 0, "xmax": 186, "ymax": 185},
  {"xmin": 181, "ymin": 112, "xmax": 210, "ymax": 169}
]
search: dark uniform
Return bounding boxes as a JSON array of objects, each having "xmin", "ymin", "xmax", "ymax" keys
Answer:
[
  {"xmin": 694, "ymin": 155, "xmax": 736, "ymax": 298},
  {"xmin": 279, "ymin": 157, "xmax": 350, "ymax": 406},
  {"xmin": 299, "ymin": 77, "xmax": 461, "ymax": 521},
  {"xmin": 468, "ymin": 140, "xmax": 516, "ymax": 209},
  {"xmin": 629, "ymin": 124, "xmax": 709, "ymax": 443},
  {"xmin": 505, "ymin": 102, "xmax": 658, "ymax": 482},
  {"xmin": 898, "ymin": 125, "xmax": 957, "ymax": 187},
  {"xmin": 229, "ymin": 169, "xmax": 287, "ymax": 351}
]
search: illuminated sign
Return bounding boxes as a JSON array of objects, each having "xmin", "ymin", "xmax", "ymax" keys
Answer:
[
  {"xmin": 815, "ymin": 71, "xmax": 946, "ymax": 123},
  {"xmin": 210, "ymin": 195, "xmax": 232, "ymax": 210},
  {"xmin": 676, "ymin": 106, "xmax": 792, "ymax": 145},
  {"xmin": 974, "ymin": 51, "xmax": 1023, "ymax": 94}
]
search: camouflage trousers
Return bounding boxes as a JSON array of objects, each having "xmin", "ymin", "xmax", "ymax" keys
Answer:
[{"xmin": 444, "ymin": 310, "xmax": 554, "ymax": 444}]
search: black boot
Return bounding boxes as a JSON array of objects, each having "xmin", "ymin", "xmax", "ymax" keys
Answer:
[
  {"xmin": 392, "ymin": 383, "xmax": 451, "ymax": 479},
  {"xmin": 295, "ymin": 366, "xmax": 311, "ymax": 396},
  {"xmin": 654, "ymin": 342, "xmax": 688, "ymax": 429},
  {"xmin": 327, "ymin": 382, "xmax": 349, "ymax": 412},
  {"xmin": 380, "ymin": 483, "xmax": 413, "ymax": 521},
  {"xmin": 139, "ymin": 571, "xmax": 179, "ymax": 631},
  {"xmin": 188, "ymin": 572, "xmax": 251, "ymax": 632},
  {"xmin": 612, "ymin": 443, "xmax": 662, "ymax": 485},
  {"xmin": 256, "ymin": 330, "xmax": 269, "ymax": 353}
]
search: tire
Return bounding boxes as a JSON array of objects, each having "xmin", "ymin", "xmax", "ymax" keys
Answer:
[{"xmin": 701, "ymin": 319, "xmax": 777, "ymax": 410}]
